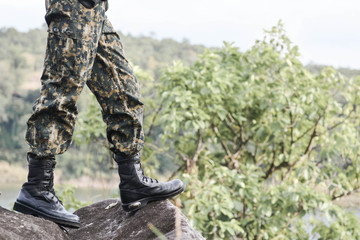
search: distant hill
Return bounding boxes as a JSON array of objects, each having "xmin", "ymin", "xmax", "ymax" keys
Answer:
[
  {"xmin": 0, "ymin": 27, "xmax": 358, "ymax": 92},
  {"xmin": 0, "ymin": 26, "xmax": 206, "ymax": 91},
  {"xmin": 306, "ymin": 64, "xmax": 360, "ymax": 78}
]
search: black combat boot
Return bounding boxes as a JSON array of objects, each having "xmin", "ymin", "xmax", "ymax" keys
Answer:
[
  {"xmin": 13, "ymin": 155, "xmax": 80, "ymax": 228},
  {"xmin": 114, "ymin": 153, "xmax": 185, "ymax": 212}
]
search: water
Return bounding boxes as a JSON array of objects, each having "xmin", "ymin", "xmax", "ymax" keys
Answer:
[
  {"xmin": 0, "ymin": 183, "xmax": 20, "ymax": 210},
  {"xmin": 0, "ymin": 183, "xmax": 118, "ymax": 210}
]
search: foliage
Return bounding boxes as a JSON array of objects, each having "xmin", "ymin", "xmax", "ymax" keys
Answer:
[
  {"xmin": 0, "ymin": 27, "xmax": 47, "ymax": 163},
  {"xmin": 56, "ymin": 185, "xmax": 90, "ymax": 211},
  {"xmin": 159, "ymin": 22, "xmax": 360, "ymax": 239},
  {"xmin": 119, "ymin": 33, "xmax": 205, "ymax": 79}
]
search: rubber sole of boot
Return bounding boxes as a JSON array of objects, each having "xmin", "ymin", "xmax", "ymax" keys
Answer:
[
  {"xmin": 122, "ymin": 184, "xmax": 186, "ymax": 212},
  {"xmin": 13, "ymin": 200, "xmax": 80, "ymax": 228}
]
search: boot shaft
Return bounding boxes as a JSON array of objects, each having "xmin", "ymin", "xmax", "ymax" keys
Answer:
[
  {"xmin": 114, "ymin": 153, "xmax": 144, "ymax": 188},
  {"xmin": 113, "ymin": 152, "xmax": 185, "ymax": 211},
  {"xmin": 113, "ymin": 153, "xmax": 140, "ymax": 174},
  {"xmin": 25, "ymin": 155, "xmax": 56, "ymax": 191},
  {"xmin": 114, "ymin": 153, "xmax": 158, "ymax": 188},
  {"xmin": 15, "ymin": 155, "xmax": 79, "ymax": 228}
]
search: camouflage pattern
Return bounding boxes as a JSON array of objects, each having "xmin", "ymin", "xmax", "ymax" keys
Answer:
[{"xmin": 26, "ymin": 0, "xmax": 144, "ymax": 158}]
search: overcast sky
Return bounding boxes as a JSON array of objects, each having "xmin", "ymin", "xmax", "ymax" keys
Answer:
[{"xmin": 1, "ymin": 0, "xmax": 359, "ymax": 69}]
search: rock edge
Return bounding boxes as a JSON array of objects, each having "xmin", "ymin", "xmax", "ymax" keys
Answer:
[{"xmin": 0, "ymin": 199, "xmax": 205, "ymax": 240}]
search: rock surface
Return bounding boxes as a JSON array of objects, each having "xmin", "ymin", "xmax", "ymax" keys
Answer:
[
  {"xmin": 0, "ymin": 199, "xmax": 205, "ymax": 240},
  {"xmin": 0, "ymin": 206, "xmax": 69, "ymax": 240}
]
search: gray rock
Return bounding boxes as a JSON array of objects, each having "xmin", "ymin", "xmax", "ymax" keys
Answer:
[
  {"xmin": 0, "ymin": 206, "xmax": 69, "ymax": 240},
  {"xmin": 0, "ymin": 199, "xmax": 205, "ymax": 240},
  {"xmin": 68, "ymin": 199, "xmax": 205, "ymax": 240}
]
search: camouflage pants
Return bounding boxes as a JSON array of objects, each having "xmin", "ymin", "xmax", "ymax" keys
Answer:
[{"xmin": 26, "ymin": 0, "xmax": 144, "ymax": 158}]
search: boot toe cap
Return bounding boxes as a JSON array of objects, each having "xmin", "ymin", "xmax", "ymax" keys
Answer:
[{"xmin": 169, "ymin": 179, "xmax": 185, "ymax": 191}]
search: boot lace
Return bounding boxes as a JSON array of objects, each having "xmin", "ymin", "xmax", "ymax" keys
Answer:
[
  {"xmin": 137, "ymin": 161, "xmax": 159, "ymax": 184},
  {"xmin": 44, "ymin": 161, "xmax": 62, "ymax": 204}
]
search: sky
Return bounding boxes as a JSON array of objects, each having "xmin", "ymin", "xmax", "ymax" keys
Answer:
[{"xmin": 0, "ymin": 0, "xmax": 359, "ymax": 69}]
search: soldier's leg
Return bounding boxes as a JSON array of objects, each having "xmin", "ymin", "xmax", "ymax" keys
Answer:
[
  {"xmin": 86, "ymin": 18, "xmax": 144, "ymax": 157},
  {"xmin": 86, "ymin": 19, "xmax": 184, "ymax": 212},
  {"xmin": 26, "ymin": 0, "xmax": 106, "ymax": 158},
  {"xmin": 14, "ymin": 0, "xmax": 107, "ymax": 228}
]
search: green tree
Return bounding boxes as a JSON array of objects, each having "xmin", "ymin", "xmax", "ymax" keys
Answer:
[{"xmin": 159, "ymin": 22, "xmax": 360, "ymax": 239}]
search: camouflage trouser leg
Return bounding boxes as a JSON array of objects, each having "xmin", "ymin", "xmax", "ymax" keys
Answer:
[
  {"xmin": 26, "ymin": 0, "xmax": 144, "ymax": 158},
  {"xmin": 86, "ymin": 19, "xmax": 144, "ymax": 156}
]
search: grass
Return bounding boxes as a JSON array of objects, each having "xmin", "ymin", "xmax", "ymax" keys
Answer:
[{"xmin": 0, "ymin": 161, "xmax": 27, "ymax": 183}]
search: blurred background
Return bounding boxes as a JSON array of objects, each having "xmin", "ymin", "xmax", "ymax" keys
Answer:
[{"xmin": 1, "ymin": 0, "xmax": 360, "ymax": 239}]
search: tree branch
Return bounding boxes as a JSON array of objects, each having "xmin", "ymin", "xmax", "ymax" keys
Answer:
[
  {"xmin": 263, "ymin": 140, "xmax": 286, "ymax": 179},
  {"xmin": 212, "ymin": 125, "xmax": 233, "ymax": 157},
  {"xmin": 146, "ymin": 103, "xmax": 163, "ymax": 137},
  {"xmin": 289, "ymin": 111, "xmax": 295, "ymax": 145},
  {"xmin": 225, "ymin": 116, "xmax": 238, "ymax": 137},
  {"xmin": 293, "ymin": 126, "xmax": 314, "ymax": 143},
  {"xmin": 228, "ymin": 112, "xmax": 246, "ymax": 145},
  {"xmin": 192, "ymin": 129, "xmax": 204, "ymax": 163},
  {"xmin": 318, "ymin": 108, "xmax": 356, "ymax": 136},
  {"xmin": 176, "ymin": 152, "xmax": 188, "ymax": 163},
  {"xmin": 167, "ymin": 164, "xmax": 186, "ymax": 181},
  {"xmin": 212, "ymin": 124, "xmax": 239, "ymax": 168},
  {"xmin": 331, "ymin": 187, "xmax": 360, "ymax": 201},
  {"xmin": 282, "ymin": 115, "xmax": 322, "ymax": 182}
]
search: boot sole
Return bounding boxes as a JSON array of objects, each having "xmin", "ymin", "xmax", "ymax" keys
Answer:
[
  {"xmin": 13, "ymin": 200, "xmax": 80, "ymax": 228},
  {"xmin": 122, "ymin": 184, "xmax": 186, "ymax": 212}
]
